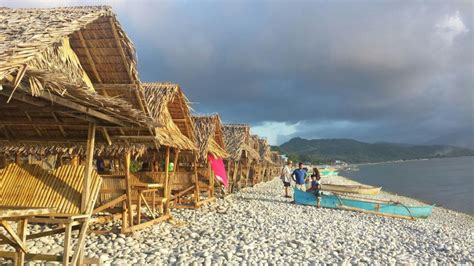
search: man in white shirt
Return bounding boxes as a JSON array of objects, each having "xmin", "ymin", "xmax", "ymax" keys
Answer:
[{"xmin": 280, "ymin": 160, "xmax": 293, "ymax": 198}]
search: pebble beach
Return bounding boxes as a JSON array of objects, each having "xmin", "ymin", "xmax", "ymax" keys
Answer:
[{"xmin": 2, "ymin": 175, "xmax": 473, "ymax": 265}]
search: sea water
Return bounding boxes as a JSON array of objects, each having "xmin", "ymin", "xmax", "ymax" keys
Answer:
[{"xmin": 340, "ymin": 156, "xmax": 474, "ymax": 215}]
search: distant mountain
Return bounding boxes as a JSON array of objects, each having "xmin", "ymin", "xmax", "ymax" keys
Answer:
[
  {"xmin": 425, "ymin": 130, "xmax": 474, "ymax": 150},
  {"xmin": 279, "ymin": 137, "xmax": 474, "ymax": 164}
]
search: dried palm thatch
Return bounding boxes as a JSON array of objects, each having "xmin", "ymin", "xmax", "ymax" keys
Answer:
[
  {"xmin": 0, "ymin": 6, "xmax": 164, "ymax": 157},
  {"xmin": 223, "ymin": 124, "xmax": 260, "ymax": 161},
  {"xmin": 271, "ymin": 151, "xmax": 283, "ymax": 165},
  {"xmin": 258, "ymin": 137, "xmax": 273, "ymax": 163},
  {"xmin": 0, "ymin": 6, "xmax": 149, "ymax": 124},
  {"xmin": 143, "ymin": 82, "xmax": 196, "ymax": 151},
  {"xmin": 192, "ymin": 115, "xmax": 229, "ymax": 161},
  {"xmin": 0, "ymin": 142, "xmax": 151, "ymax": 158}
]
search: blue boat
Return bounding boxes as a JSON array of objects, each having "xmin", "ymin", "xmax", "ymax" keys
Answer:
[{"xmin": 294, "ymin": 189, "xmax": 433, "ymax": 219}]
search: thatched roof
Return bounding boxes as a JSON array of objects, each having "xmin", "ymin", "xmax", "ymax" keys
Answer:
[
  {"xmin": 271, "ymin": 151, "xmax": 283, "ymax": 165},
  {"xmin": 0, "ymin": 6, "xmax": 160, "ymax": 156},
  {"xmin": 143, "ymin": 82, "xmax": 196, "ymax": 151},
  {"xmin": 222, "ymin": 124, "xmax": 260, "ymax": 161},
  {"xmin": 258, "ymin": 137, "xmax": 273, "ymax": 163},
  {"xmin": 192, "ymin": 115, "xmax": 229, "ymax": 161}
]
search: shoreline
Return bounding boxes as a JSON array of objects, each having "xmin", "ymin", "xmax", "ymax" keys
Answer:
[
  {"xmin": 350, "ymin": 155, "xmax": 474, "ymax": 166},
  {"xmin": 330, "ymin": 174, "xmax": 473, "ymax": 218},
  {"xmin": 338, "ymin": 156, "xmax": 474, "ymax": 216}
]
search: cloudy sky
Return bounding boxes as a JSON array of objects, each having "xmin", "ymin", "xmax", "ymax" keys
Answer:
[{"xmin": 4, "ymin": 0, "xmax": 473, "ymax": 145}]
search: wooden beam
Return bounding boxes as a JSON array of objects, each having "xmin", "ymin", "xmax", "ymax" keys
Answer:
[
  {"xmin": 70, "ymin": 220, "xmax": 91, "ymax": 265},
  {"xmin": 0, "ymin": 89, "xmax": 45, "ymax": 107},
  {"xmin": 101, "ymin": 128, "xmax": 112, "ymax": 145},
  {"xmin": 2, "ymin": 87, "xmax": 136, "ymax": 127},
  {"xmin": 62, "ymin": 223, "xmax": 72, "ymax": 265},
  {"xmin": 163, "ymin": 147, "xmax": 171, "ymax": 215},
  {"xmin": 81, "ymin": 123, "xmax": 96, "ymax": 213},
  {"xmin": 93, "ymin": 83, "xmax": 139, "ymax": 89},
  {"xmin": 0, "ymin": 221, "xmax": 27, "ymax": 253},
  {"xmin": 193, "ymin": 154, "xmax": 200, "ymax": 207},
  {"xmin": 124, "ymin": 151, "xmax": 134, "ymax": 230},
  {"xmin": 0, "ymin": 120, "xmax": 90, "ymax": 128},
  {"xmin": 39, "ymin": 92, "xmax": 130, "ymax": 127},
  {"xmin": 15, "ymin": 219, "xmax": 27, "ymax": 266},
  {"xmin": 51, "ymin": 112, "xmax": 67, "ymax": 138},
  {"xmin": 77, "ymin": 31, "xmax": 102, "ymax": 83},
  {"xmin": 0, "ymin": 106, "xmax": 71, "ymax": 113},
  {"xmin": 109, "ymin": 17, "xmax": 134, "ymax": 82}
]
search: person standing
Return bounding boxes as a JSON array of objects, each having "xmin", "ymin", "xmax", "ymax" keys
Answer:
[
  {"xmin": 281, "ymin": 160, "xmax": 293, "ymax": 197},
  {"xmin": 312, "ymin": 167, "xmax": 321, "ymax": 180},
  {"xmin": 292, "ymin": 162, "xmax": 307, "ymax": 191},
  {"xmin": 307, "ymin": 173, "xmax": 322, "ymax": 208}
]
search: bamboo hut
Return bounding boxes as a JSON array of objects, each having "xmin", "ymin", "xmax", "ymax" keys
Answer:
[
  {"xmin": 0, "ymin": 6, "xmax": 176, "ymax": 263},
  {"xmin": 270, "ymin": 151, "xmax": 283, "ymax": 177},
  {"xmin": 141, "ymin": 82, "xmax": 220, "ymax": 209},
  {"xmin": 222, "ymin": 125, "xmax": 260, "ymax": 191},
  {"xmin": 257, "ymin": 137, "xmax": 274, "ymax": 182},
  {"xmin": 249, "ymin": 135, "xmax": 262, "ymax": 185},
  {"xmin": 192, "ymin": 115, "xmax": 229, "ymax": 197},
  {"xmin": 95, "ymin": 81, "xmax": 197, "ymax": 233}
]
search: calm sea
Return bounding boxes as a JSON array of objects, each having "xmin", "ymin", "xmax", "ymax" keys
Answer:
[{"xmin": 340, "ymin": 156, "xmax": 474, "ymax": 215}]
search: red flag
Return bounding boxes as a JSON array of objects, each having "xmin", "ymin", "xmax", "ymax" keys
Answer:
[{"xmin": 207, "ymin": 154, "xmax": 229, "ymax": 188}]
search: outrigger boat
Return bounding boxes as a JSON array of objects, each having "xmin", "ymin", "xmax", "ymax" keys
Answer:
[
  {"xmin": 321, "ymin": 184, "xmax": 382, "ymax": 195},
  {"xmin": 320, "ymin": 169, "xmax": 338, "ymax": 177},
  {"xmin": 294, "ymin": 189, "xmax": 433, "ymax": 219}
]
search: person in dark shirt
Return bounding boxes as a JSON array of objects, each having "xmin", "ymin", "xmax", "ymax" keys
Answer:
[
  {"xmin": 96, "ymin": 157, "xmax": 105, "ymax": 174},
  {"xmin": 307, "ymin": 173, "xmax": 322, "ymax": 208},
  {"xmin": 292, "ymin": 162, "xmax": 307, "ymax": 191}
]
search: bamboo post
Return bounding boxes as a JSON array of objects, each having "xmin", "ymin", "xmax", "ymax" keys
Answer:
[
  {"xmin": 62, "ymin": 223, "xmax": 72, "ymax": 265},
  {"xmin": 193, "ymin": 154, "xmax": 200, "ymax": 207},
  {"xmin": 14, "ymin": 219, "xmax": 27, "ymax": 266},
  {"xmin": 208, "ymin": 161, "xmax": 214, "ymax": 198},
  {"xmin": 172, "ymin": 149, "xmax": 180, "ymax": 205},
  {"xmin": 232, "ymin": 161, "xmax": 238, "ymax": 192},
  {"xmin": 15, "ymin": 153, "xmax": 20, "ymax": 165},
  {"xmin": 246, "ymin": 161, "xmax": 252, "ymax": 187},
  {"xmin": 81, "ymin": 123, "xmax": 95, "ymax": 213},
  {"xmin": 163, "ymin": 147, "xmax": 171, "ymax": 214},
  {"xmin": 124, "ymin": 151, "xmax": 133, "ymax": 229}
]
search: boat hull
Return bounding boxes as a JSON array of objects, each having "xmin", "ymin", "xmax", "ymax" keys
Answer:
[
  {"xmin": 321, "ymin": 184, "xmax": 382, "ymax": 195},
  {"xmin": 294, "ymin": 189, "xmax": 432, "ymax": 219}
]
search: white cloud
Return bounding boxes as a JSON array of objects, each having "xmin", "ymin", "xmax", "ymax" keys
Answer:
[
  {"xmin": 435, "ymin": 11, "xmax": 469, "ymax": 46},
  {"xmin": 252, "ymin": 121, "xmax": 300, "ymax": 145}
]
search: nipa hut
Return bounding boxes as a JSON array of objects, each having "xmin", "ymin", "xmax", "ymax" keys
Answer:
[
  {"xmin": 192, "ymin": 114, "xmax": 229, "ymax": 197},
  {"xmin": 257, "ymin": 137, "xmax": 274, "ymax": 182},
  {"xmin": 222, "ymin": 124, "xmax": 260, "ymax": 191},
  {"xmin": 0, "ymin": 6, "xmax": 178, "ymax": 264},
  {"xmin": 0, "ymin": 6, "xmax": 190, "ymax": 264},
  {"xmin": 142, "ymin": 82, "xmax": 219, "ymax": 209},
  {"xmin": 270, "ymin": 151, "xmax": 284, "ymax": 177},
  {"xmin": 249, "ymin": 135, "xmax": 263, "ymax": 185}
]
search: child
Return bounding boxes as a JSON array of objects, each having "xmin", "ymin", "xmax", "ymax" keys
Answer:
[{"xmin": 307, "ymin": 174, "xmax": 321, "ymax": 208}]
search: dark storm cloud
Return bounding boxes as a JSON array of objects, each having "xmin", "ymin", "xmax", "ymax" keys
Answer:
[{"xmin": 5, "ymin": 0, "xmax": 473, "ymax": 144}]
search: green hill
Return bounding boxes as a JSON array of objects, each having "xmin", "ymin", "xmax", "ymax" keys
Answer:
[{"xmin": 279, "ymin": 137, "xmax": 474, "ymax": 164}]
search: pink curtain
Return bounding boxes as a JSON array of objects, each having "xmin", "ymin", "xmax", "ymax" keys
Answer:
[{"xmin": 208, "ymin": 154, "xmax": 229, "ymax": 188}]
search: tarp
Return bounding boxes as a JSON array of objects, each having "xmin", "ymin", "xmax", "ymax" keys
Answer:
[{"xmin": 208, "ymin": 153, "xmax": 229, "ymax": 188}]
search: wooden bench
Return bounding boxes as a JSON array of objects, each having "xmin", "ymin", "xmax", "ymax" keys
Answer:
[{"xmin": 0, "ymin": 163, "xmax": 102, "ymax": 265}]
